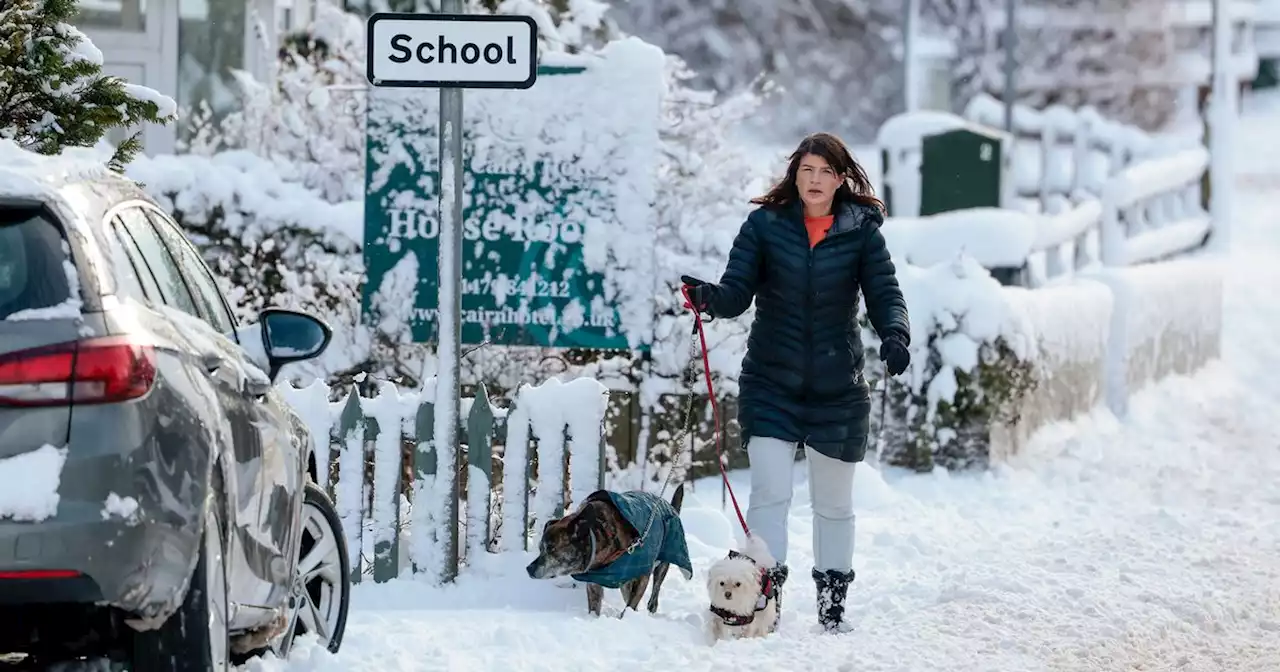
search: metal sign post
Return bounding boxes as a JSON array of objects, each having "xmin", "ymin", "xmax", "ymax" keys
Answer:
[
  {"xmin": 366, "ymin": 7, "xmax": 537, "ymax": 581},
  {"xmin": 1002, "ymin": 0, "xmax": 1017, "ymax": 133},
  {"xmin": 1208, "ymin": 0, "xmax": 1235, "ymax": 253}
]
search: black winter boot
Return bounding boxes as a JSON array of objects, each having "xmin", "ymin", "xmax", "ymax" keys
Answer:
[
  {"xmin": 764, "ymin": 564, "xmax": 788, "ymax": 633},
  {"xmin": 812, "ymin": 568, "xmax": 856, "ymax": 633}
]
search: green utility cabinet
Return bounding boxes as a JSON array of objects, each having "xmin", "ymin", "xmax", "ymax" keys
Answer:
[{"xmin": 918, "ymin": 126, "xmax": 1008, "ymax": 216}]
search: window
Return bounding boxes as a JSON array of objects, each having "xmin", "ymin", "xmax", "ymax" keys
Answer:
[
  {"xmin": 116, "ymin": 207, "xmax": 199, "ymax": 316},
  {"xmin": 74, "ymin": 0, "xmax": 147, "ymax": 31},
  {"xmin": 109, "ymin": 215, "xmax": 164, "ymax": 303},
  {"xmin": 0, "ymin": 207, "xmax": 72, "ymax": 320},
  {"xmin": 102, "ymin": 217, "xmax": 150, "ymax": 303},
  {"xmin": 146, "ymin": 209, "xmax": 237, "ymax": 337},
  {"xmin": 177, "ymin": 0, "xmax": 247, "ymax": 145}
]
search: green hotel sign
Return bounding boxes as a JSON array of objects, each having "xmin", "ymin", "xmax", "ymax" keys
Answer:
[{"xmin": 363, "ymin": 63, "xmax": 652, "ymax": 350}]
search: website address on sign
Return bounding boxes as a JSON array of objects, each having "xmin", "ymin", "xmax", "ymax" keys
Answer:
[{"xmin": 410, "ymin": 307, "xmax": 617, "ymax": 328}]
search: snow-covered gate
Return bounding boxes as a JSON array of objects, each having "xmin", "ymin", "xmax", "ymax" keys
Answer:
[{"xmin": 276, "ymin": 376, "xmax": 611, "ymax": 585}]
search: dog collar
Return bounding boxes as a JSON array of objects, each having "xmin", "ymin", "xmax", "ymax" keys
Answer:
[
  {"xmin": 582, "ymin": 529, "xmax": 627, "ymax": 573},
  {"xmin": 710, "ymin": 604, "xmax": 757, "ymax": 626}
]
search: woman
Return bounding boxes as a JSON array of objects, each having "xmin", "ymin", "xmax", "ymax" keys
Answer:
[{"xmin": 682, "ymin": 132, "xmax": 910, "ymax": 634}]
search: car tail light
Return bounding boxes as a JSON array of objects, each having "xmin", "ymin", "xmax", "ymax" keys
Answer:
[
  {"xmin": 0, "ymin": 570, "xmax": 81, "ymax": 579},
  {"xmin": 0, "ymin": 336, "xmax": 157, "ymax": 407}
]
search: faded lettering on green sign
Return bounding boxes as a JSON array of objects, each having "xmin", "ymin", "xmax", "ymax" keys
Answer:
[{"xmin": 362, "ymin": 45, "xmax": 664, "ymax": 351}]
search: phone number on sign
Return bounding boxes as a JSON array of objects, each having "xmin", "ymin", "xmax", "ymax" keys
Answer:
[{"xmin": 461, "ymin": 276, "xmax": 573, "ymax": 299}]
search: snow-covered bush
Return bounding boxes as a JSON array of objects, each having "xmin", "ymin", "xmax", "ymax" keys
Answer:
[
  {"xmin": 864, "ymin": 256, "xmax": 1039, "ymax": 472},
  {"xmin": 0, "ymin": 0, "xmax": 176, "ymax": 169},
  {"xmin": 606, "ymin": 56, "xmax": 768, "ymax": 487},
  {"xmin": 123, "ymin": 151, "xmax": 394, "ymax": 384},
  {"xmin": 182, "ymin": 3, "xmax": 366, "ymax": 202}
]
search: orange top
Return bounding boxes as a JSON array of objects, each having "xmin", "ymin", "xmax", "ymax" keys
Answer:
[{"xmin": 804, "ymin": 214, "xmax": 834, "ymax": 249}]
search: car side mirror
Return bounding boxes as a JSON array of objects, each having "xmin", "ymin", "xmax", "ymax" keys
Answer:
[{"xmin": 259, "ymin": 308, "xmax": 332, "ymax": 382}]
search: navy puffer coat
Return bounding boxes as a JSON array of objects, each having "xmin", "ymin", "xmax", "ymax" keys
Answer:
[{"xmin": 706, "ymin": 200, "xmax": 910, "ymax": 463}]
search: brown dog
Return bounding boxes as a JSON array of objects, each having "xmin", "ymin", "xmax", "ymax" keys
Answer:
[{"xmin": 526, "ymin": 484, "xmax": 692, "ymax": 616}]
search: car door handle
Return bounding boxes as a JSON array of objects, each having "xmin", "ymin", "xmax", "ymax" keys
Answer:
[{"xmin": 201, "ymin": 353, "xmax": 223, "ymax": 374}]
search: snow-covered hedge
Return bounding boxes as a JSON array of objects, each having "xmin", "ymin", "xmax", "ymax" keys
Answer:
[{"xmin": 864, "ymin": 256, "xmax": 1039, "ymax": 472}]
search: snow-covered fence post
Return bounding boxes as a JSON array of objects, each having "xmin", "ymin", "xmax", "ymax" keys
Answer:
[
  {"xmin": 408, "ymin": 392, "xmax": 459, "ymax": 584},
  {"xmin": 276, "ymin": 379, "xmax": 337, "ymax": 493},
  {"xmin": 1099, "ymin": 197, "xmax": 1126, "ymax": 268},
  {"xmin": 495, "ymin": 379, "xmax": 610, "ymax": 547},
  {"xmin": 364, "ymin": 382, "xmax": 407, "ymax": 584},
  {"xmin": 333, "ymin": 391, "xmax": 367, "ymax": 585},
  {"xmin": 1039, "ymin": 110, "xmax": 1061, "ymax": 214},
  {"xmin": 1071, "ymin": 110, "xmax": 1096, "ymax": 197},
  {"xmin": 563, "ymin": 379, "xmax": 609, "ymax": 510},
  {"xmin": 464, "ymin": 384, "xmax": 496, "ymax": 560},
  {"xmin": 499, "ymin": 387, "xmax": 531, "ymax": 553}
]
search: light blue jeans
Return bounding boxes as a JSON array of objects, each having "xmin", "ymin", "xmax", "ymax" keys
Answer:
[{"xmin": 745, "ymin": 437, "xmax": 857, "ymax": 573}]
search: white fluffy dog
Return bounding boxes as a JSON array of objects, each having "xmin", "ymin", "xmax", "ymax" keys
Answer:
[{"xmin": 705, "ymin": 534, "xmax": 778, "ymax": 642}]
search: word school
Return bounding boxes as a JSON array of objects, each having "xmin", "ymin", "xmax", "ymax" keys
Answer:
[
  {"xmin": 365, "ymin": 14, "xmax": 537, "ymax": 88},
  {"xmin": 388, "ymin": 33, "xmax": 518, "ymax": 66}
]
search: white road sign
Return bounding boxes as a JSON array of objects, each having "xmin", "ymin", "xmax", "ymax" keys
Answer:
[{"xmin": 366, "ymin": 13, "xmax": 538, "ymax": 89}]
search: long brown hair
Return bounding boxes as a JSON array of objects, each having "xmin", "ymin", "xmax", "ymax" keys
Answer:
[{"xmin": 751, "ymin": 132, "xmax": 885, "ymax": 214}]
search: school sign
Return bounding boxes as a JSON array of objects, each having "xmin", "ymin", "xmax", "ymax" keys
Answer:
[{"xmin": 362, "ymin": 40, "xmax": 663, "ymax": 350}]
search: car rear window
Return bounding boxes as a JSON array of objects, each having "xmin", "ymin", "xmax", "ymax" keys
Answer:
[{"xmin": 0, "ymin": 207, "xmax": 72, "ymax": 320}]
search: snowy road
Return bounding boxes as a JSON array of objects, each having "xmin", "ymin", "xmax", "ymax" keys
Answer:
[{"xmin": 250, "ymin": 100, "xmax": 1280, "ymax": 672}]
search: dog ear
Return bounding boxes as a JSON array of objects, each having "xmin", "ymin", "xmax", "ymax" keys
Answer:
[{"xmin": 568, "ymin": 514, "xmax": 593, "ymax": 542}]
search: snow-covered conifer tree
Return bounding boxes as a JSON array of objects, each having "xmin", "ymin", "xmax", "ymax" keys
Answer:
[{"xmin": 0, "ymin": 0, "xmax": 176, "ymax": 169}]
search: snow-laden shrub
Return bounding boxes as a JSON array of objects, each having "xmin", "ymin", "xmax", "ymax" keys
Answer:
[
  {"xmin": 863, "ymin": 255, "xmax": 1039, "ymax": 472},
  {"xmin": 182, "ymin": 3, "xmax": 366, "ymax": 203},
  {"xmin": 123, "ymin": 151, "xmax": 397, "ymax": 384}
]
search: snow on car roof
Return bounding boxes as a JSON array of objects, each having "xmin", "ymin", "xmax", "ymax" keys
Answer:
[
  {"xmin": 0, "ymin": 139, "xmax": 119, "ymax": 206},
  {"xmin": 0, "ymin": 140, "xmax": 145, "ymax": 310}
]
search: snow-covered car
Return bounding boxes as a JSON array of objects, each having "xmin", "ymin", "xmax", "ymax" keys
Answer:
[{"xmin": 0, "ymin": 147, "xmax": 350, "ymax": 670}]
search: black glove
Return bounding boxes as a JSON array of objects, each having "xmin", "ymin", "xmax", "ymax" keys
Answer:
[
  {"xmin": 680, "ymin": 275, "xmax": 715, "ymax": 316},
  {"xmin": 879, "ymin": 334, "xmax": 910, "ymax": 377}
]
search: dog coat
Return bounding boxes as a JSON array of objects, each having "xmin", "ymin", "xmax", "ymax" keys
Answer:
[{"xmin": 570, "ymin": 490, "xmax": 694, "ymax": 589}]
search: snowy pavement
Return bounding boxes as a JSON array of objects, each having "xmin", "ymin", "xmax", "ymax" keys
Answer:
[{"xmin": 248, "ymin": 99, "xmax": 1280, "ymax": 672}]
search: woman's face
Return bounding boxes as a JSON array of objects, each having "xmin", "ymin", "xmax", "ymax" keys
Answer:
[{"xmin": 795, "ymin": 153, "xmax": 841, "ymax": 213}]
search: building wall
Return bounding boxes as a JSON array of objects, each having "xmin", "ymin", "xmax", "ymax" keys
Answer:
[{"xmin": 76, "ymin": 0, "xmax": 288, "ymax": 156}]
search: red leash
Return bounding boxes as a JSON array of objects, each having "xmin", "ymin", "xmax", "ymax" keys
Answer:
[{"xmin": 680, "ymin": 285, "xmax": 751, "ymax": 536}]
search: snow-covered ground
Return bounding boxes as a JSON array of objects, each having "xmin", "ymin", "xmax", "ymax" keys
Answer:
[{"xmin": 247, "ymin": 96, "xmax": 1280, "ymax": 672}]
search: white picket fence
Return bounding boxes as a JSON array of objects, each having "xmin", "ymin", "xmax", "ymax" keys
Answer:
[
  {"xmin": 276, "ymin": 376, "xmax": 611, "ymax": 584},
  {"xmin": 877, "ymin": 94, "xmax": 1214, "ymax": 288}
]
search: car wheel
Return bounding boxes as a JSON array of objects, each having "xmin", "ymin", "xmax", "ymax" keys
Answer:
[
  {"xmin": 132, "ymin": 505, "xmax": 230, "ymax": 672},
  {"xmin": 274, "ymin": 482, "xmax": 350, "ymax": 658}
]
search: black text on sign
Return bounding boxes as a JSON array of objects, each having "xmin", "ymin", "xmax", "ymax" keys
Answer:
[{"xmin": 365, "ymin": 13, "xmax": 538, "ymax": 89}]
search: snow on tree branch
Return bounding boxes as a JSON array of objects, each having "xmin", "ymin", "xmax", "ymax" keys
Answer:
[{"xmin": 0, "ymin": 0, "xmax": 176, "ymax": 170}]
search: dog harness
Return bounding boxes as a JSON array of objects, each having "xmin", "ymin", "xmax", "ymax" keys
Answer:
[
  {"xmin": 709, "ymin": 549, "xmax": 774, "ymax": 626},
  {"xmin": 570, "ymin": 490, "xmax": 694, "ymax": 590}
]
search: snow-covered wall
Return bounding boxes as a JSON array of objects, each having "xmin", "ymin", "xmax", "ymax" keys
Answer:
[
  {"xmin": 1087, "ymin": 259, "xmax": 1225, "ymax": 417},
  {"xmin": 878, "ymin": 250, "xmax": 1222, "ymax": 470},
  {"xmin": 990, "ymin": 279, "xmax": 1114, "ymax": 462}
]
